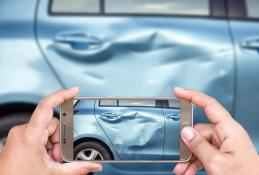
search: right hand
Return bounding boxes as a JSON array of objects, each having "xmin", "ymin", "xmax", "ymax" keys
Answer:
[{"xmin": 173, "ymin": 88, "xmax": 259, "ymax": 175}]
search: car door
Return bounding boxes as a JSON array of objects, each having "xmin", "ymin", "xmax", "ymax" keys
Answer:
[
  {"xmin": 94, "ymin": 99, "xmax": 164, "ymax": 160},
  {"xmin": 36, "ymin": 0, "xmax": 233, "ymax": 173},
  {"xmin": 228, "ymin": 0, "xmax": 259, "ymax": 152},
  {"xmin": 162, "ymin": 100, "xmax": 181, "ymax": 160}
]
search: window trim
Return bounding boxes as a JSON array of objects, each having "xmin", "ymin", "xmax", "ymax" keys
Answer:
[
  {"xmin": 118, "ymin": 99, "xmax": 157, "ymax": 108},
  {"xmin": 99, "ymin": 99, "xmax": 118, "ymax": 107},
  {"xmin": 98, "ymin": 99, "xmax": 180, "ymax": 109},
  {"xmin": 48, "ymin": 0, "xmax": 223, "ymax": 18},
  {"xmin": 227, "ymin": 0, "xmax": 259, "ymax": 21},
  {"xmin": 161, "ymin": 100, "xmax": 179, "ymax": 109}
]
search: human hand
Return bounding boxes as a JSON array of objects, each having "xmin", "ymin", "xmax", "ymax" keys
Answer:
[
  {"xmin": 173, "ymin": 88, "xmax": 259, "ymax": 175},
  {"xmin": 0, "ymin": 87, "xmax": 102, "ymax": 175}
]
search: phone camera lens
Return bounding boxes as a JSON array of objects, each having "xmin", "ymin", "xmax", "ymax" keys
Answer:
[{"xmin": 62, "ymin": 113, "xmax": 67, "ymax": 117}]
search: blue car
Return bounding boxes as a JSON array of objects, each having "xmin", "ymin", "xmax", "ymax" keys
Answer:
[
  {"xmin": 0, "ymin": 0, "xmax": 259, "ymax": 174},
  {"xmin": 73, "ymin": 99, "xmax": 180, "ymax": 161}
]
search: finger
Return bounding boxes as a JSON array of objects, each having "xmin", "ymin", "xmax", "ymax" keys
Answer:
[
  {"xmin": 48, "ymin": 149, "xmax": 55, "ymax": 161},
  {"xmin": 183, "ymin": 159, "xmax": 202, "ymax": 175},
  {"xmin": 53, "ymin": 143, "xmax": 62, "ymax": 161},
  {"xmin": 46, "ymin": 140, "xmax": 53, "ymax": 150},
  {"xmin": 57, "ymin": 162, "xmax": 102, "ymax": 175},
  {"xmin": 48, "ymin": 118, "xmax": 59, "ymax": 136},
  {"xmin": 50, "ymin": 118, "xmax": 60, "ymax": 144},
  {"xmin": 174, "ymin": 87, "xmax": 233, "ymax": 124},
  {"xmin": 194, "ymin": 123, "xmax": 214, "ymax": 141},
  {"xmin": 41, "ymin": 117, "xmax": 59, "ymax": 146},
  {"xmin": 29, "ymin": 87, "xmax": 79, "ymax": 131},
  {"xmin": 181, "ymin": 127, "xmax": 221, "ymax": 167},
  {"xmin": 173, "ymin": 162, "xmax": 190, "ymax": 175}
]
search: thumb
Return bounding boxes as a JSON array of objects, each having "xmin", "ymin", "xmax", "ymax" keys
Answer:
[
  {"xmin": 57, "ymin": 162, "xmax": 102, "ymax": 175},
  {"xmin": 181, "ymin": 127, "xmax": 219, "ymax": 165}
]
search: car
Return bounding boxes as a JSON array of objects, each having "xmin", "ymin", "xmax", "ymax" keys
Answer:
[
  {"xmin": 73, "ymin": 99, "xmax": 180, "ymax": 161},
  {"xmin": 0, "ymin": 0, "xmax": 259, "ymax": 174}
]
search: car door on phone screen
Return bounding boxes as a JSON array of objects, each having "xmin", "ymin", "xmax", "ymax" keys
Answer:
[
  {"xmin": 94, "ymin": 99, "xmax": 165, "ymax": 160},
  {"xmin": 162, "ymin": 100, "xmax": 181, "ymax": 160}
]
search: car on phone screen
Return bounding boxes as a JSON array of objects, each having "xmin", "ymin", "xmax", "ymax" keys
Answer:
[
  {"xmin": 1, "ymin": 0, "xmax": 259, "ymax": 174},
  {"xmin": 73, "ymin": 99, "xmax": 180, "ymax": 161}
]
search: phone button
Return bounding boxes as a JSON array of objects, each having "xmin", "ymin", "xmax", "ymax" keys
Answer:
[{"xmin": 63, "ymin": 124, "xmax": 67, "ymax": 144}]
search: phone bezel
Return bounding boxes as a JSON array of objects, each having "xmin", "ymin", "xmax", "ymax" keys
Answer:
[{"xmin": 60, "ymin": 96, "xmax": 193, "ymax": 163}]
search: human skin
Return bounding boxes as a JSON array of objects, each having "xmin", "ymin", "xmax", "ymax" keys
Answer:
[
  {"xmin": 173, "ymin": 87, "xmax": 259, "ymax": 175},
  {"xmin": 0, "ymin": 87, "xmax": 102, "ymax": 175}
]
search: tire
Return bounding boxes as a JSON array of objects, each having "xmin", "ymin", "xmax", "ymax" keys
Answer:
[
  {"xmin": 74, "ymin": 141, "xmax": 113, "ymax": 161},
  {"xmin": 0, "ymin": 113, "xmax": 30, "ymax": 150}
]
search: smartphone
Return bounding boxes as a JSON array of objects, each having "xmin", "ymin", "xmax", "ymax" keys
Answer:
[{"xmin": 60, "ymin": 97, "xmax": 193, "ymax": 162}]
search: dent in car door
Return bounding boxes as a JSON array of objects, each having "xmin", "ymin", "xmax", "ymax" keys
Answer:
[
  {"xmin": 37, "ymin": 1, "xmax": 234, "ymax": 118},
  {"xmin": 94, "ymin": 99, "xmax": 164, "ymax": 160}
]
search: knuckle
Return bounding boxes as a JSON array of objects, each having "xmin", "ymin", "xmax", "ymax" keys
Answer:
[
  {"xmin": 8, "ymin": 125, "xmax": 21, "ymax": 137},
  {"xmin": 207, "ymin": 96, "xmax": 218, "ymax": 106},
  {"xmin": 38, "ymin": 98, "xmax": 52, "ymax": 110},
  {"xmin": 38, "ymin": 99, "xmax": 48, "ymax": 108}
]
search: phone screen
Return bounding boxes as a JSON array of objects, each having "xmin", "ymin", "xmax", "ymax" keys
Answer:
[{"xmin": 72, "ymin": 98, "xmax": 181, "ymax": 161}]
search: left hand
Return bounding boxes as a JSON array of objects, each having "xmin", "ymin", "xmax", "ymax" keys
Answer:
[{"xmin": 0, "ymin": 87, "xmax": 102, "ymax": 175}]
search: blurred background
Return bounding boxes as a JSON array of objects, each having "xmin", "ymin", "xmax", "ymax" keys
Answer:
[{"xmin": 0, "ymin": 0, "xmax": 259, "ymax": 174}]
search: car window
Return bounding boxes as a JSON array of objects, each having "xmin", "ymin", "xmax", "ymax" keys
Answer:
[
  {"xmin": 106, "ymin": 0, "xmax": 209, "ymax": 15},
  {"xmin": 118, "ymin": 99, "xmax": 156, "ymax": 107},
  {"xmin": 246, "ymin": 0, "xmax": 259, "ymax": 18},
  {"xmin": 50, "ymin": 0, "xmax": 210, "ymax": 16},
  {"xmin": 99, "ymin": 99, "xmax": 117, "ymax": 107},
  {"xmin": 51, "ymin": 0, "xmax": 100, "ymax": 13},
  {"xmin": 168, "ymin": 100, "xmax": 179, "ymax": 108}
]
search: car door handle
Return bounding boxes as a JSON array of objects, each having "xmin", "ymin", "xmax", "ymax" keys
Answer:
[
  {"xmin": 241, "ymin": 39, "xmax": 259, "ymax": 50},
  {"xmin": 100, "ymin": 112, "xmax": 119, "ymax": 118},
  {"xmin": 53, "ymin": 31, "xmax": 110, "ymax": 57},
  {"xmin": 99, "ymin": 112, "xmax": 121, "ymax": 122},
  {"xmin": 166, "ymin": 114, "xmax": 180, "ymax": 121}
]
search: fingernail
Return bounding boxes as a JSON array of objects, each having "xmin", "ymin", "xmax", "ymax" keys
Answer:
[
  {"xmin": 93, "ymin": 164, "xmax": 102, "ymax": 172},
  {"xmin": 174, "ymin": 87, "xmax": 184, "ymax": 91},
  {"xmin": 181, "ymin": 127, "xmax": 195, "ymax": 141},
  {"xmin": 69, "ymin": 86, "xmax": 79, "ymax": 91}
]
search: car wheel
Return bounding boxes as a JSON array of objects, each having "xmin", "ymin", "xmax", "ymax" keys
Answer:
[
  {"xmin": 74, "ymin": 141, "xmax": 113, "ymax": 160},
  {"xmin": 0, "ymin": 113, "xmax": 30, "ymax": 150}
]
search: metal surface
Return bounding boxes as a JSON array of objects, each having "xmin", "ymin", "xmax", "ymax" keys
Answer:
[
  {"xmin": 229, "ymin": 20, "xmax": 259, "ymax": 151},
  {"xmin": 1, "ymin": 0, "xmax": 259, "ymax": 174},
  {"xmin": 60, "ymin": 99, "xmax": 73, "ymax": 161}
]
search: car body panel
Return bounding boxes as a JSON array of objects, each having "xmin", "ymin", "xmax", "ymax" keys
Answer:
[
  {"xmin": 0, "ymin": 0, "xmax": 63, "ymax": 107},
  {"xmin": 6, "ymin": 0, "xmax": 259, "ymax": 175},
  {"xmin": 229, "ymin": 20, "xmax": 259, "ymax": 151},
  {"xmin": 162, "ymin": 107, "xmax": 180, "ymax": 160},
  {"xmin": 94, "ymin": 100, "xmax": 165, "ymax": 160},
  {"xmin": 35, "ymin": 0, "xmax": 235, "ymax": 173}
]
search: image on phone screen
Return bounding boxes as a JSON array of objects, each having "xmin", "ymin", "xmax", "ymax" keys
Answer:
[{"xmin": 73, "ymin": 98, "xmax": 180, "ymax": 161}]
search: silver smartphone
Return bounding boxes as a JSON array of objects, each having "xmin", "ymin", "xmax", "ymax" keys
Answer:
[{"xmin": 60, "ymin": 97, "xmax": 193, "ymax": 163}]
